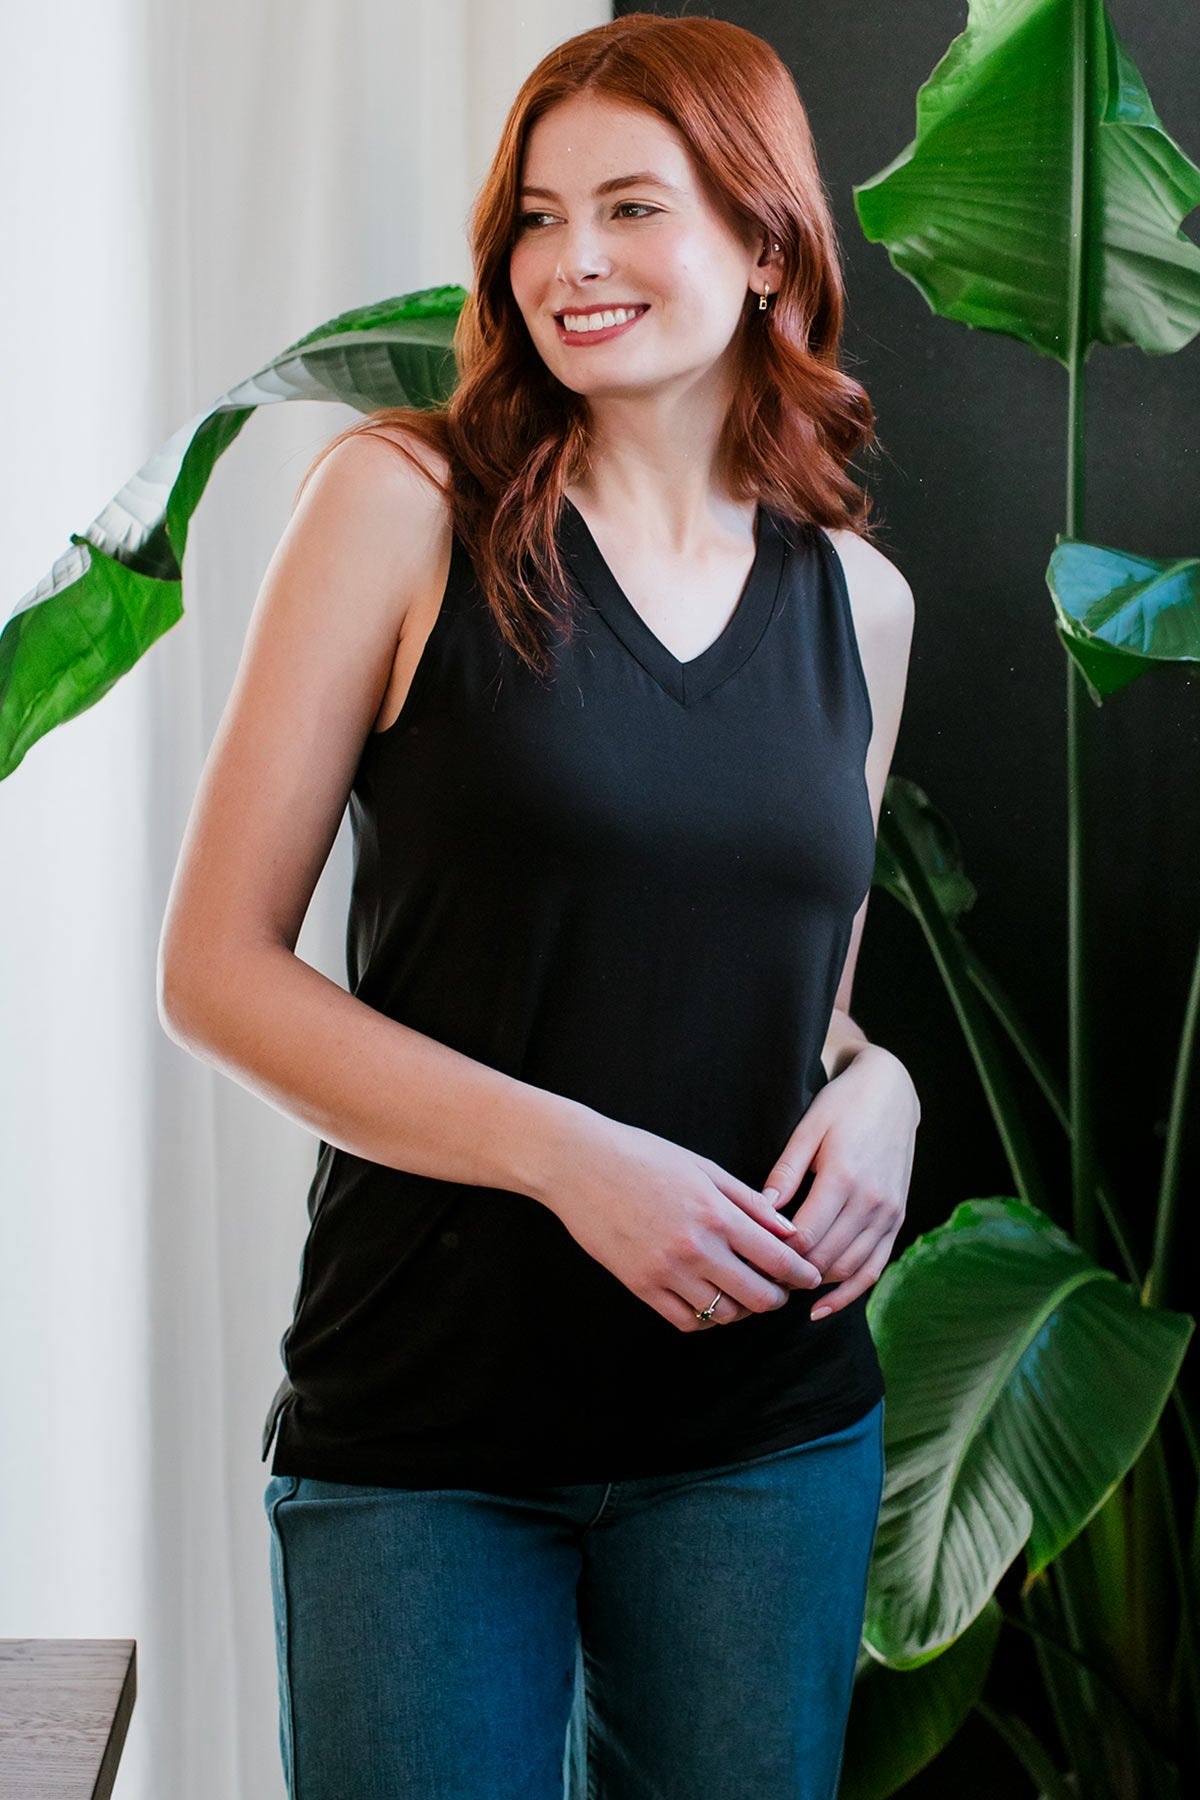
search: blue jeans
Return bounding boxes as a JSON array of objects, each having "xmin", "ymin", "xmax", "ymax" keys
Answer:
[{"xmin": 263, "ymin": 1396, "xmax": 884, "ymax": 1799}]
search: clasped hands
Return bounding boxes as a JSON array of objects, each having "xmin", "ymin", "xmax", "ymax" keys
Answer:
[
  {"xmin": 733, "ymin": 1044, "xmax": 919, "ymax": 1326},
  {"xmin": 537, "ymin": 1045, "xmax": 919, "ymax": 1336}
]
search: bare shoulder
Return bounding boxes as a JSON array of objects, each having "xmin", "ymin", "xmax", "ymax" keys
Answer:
[
  {"xmin": 820, "ymin": 525, "xmax": 915, "ymax": 807},
  {"xmin": 157, "ymin": 421, "xmax": 454, "ymax": 1021},
  {"xmin": 340, "ymin": 425, "xmax": 458, "ymax": 733},
  {"xmin": 822, "ymin": 527, "xmax": 913, "ymax": 694},
  {"xmin": 822, "ymin": 526, "xmax": 914, "ymax": 644},
  {"xmin": 351, "ymin": 421, "xmax": 453, "ymax": 501},
  {"xmin": 292, "ymin": 421, "xmax": 453, "ymax": 589}
]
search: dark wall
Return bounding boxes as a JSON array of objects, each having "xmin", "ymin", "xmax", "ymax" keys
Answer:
[{"xmin": 614, "ymin": 0, "xmax": 1200, "ymax": 1294}]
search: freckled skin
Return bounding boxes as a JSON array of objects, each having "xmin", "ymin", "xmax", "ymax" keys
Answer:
[{"xmin": 509, "ymin": 92, "xmax": 783, "ymax": 423}]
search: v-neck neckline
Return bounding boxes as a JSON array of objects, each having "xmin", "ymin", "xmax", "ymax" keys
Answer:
[{"xmin": 558, "ymin": 495, "xmax": 788, "ymax": 706}]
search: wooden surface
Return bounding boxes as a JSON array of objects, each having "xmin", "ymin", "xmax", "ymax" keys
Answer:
[{"xmin": 0, "ymin": 1641, "xmax": 136, "ymax": 1799}]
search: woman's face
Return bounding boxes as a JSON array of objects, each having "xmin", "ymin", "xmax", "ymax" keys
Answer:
[{"xmin": 508, "ymin": 93, "xmax": 764, "ymax": 406}]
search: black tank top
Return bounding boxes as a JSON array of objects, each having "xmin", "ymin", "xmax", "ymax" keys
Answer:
[{"xmin": 263, "ymin": 494, "xmax": 885, "ymax": 1492}]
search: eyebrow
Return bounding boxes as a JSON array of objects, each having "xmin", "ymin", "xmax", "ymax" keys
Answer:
[{"xmin": 518, "ymin": 172, "xmax": 684, "ymax": 200}]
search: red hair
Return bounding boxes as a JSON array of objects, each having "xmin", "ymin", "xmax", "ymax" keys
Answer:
[{"xmin": 296, "ymin": 11, "xmax": 880, "ymax": 675}]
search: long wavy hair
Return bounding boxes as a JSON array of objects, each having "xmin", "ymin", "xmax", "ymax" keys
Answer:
[{"xmin": 295, "ymin": 11, "xmax": 880, "ymax": 676}]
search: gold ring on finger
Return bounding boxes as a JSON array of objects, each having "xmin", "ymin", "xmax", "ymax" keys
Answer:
[{"xmin": 693, "ymin": 1287, "xmax": 724, "ymax": 1323}]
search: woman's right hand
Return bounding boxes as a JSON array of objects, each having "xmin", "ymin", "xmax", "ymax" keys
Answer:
[{"xmin": 531, "ymin": 1110, "xmax": 824, "ymax": 1332}]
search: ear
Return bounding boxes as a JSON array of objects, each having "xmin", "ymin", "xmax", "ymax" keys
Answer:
[{"xmin": 755, "ymin": 236, "xmax": 786, "ymax": 291}]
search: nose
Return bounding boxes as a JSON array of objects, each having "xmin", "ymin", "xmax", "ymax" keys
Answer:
[{"xmin": 554, "ymin": 227, "xmax": 615, "ymax": 292}]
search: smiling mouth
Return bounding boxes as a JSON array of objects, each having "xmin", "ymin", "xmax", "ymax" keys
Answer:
[{"xmin": 554, "ymin": 304, "xmax": 651, "ymax": 340}]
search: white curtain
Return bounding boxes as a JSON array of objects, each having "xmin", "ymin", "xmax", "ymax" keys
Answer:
[{"xmin": 0, "ymin": 3, "xmax": 607, "ymax": 1794}]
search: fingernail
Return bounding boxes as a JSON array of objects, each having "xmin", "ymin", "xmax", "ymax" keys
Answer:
[
  {"xmin": 811, "ymin": 1305, "xmax": 831, "ymax": 1320},
  {"xmin": 777, "ymin": 1217, "xmax": 797, "ymax": 1233},
  {"xmin": 764, "ymin": 1187, "xmax": 780, "ymax": 1205}
]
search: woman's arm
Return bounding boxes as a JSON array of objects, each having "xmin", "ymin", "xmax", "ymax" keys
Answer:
[
  {"xmin": 818, "ymin": 526, "xmax": 916, "ymax": 1083},
  {"xmin": 162, "ymin": 936, "xmax": 594, "ymax": 1200},
  {"xmin": 762, "ymin": 531, "xmax": 919, "ymax": 1315},
  {"xmin": 158, "ymin": 429, "xmax": 587, "ymax": 1199}
]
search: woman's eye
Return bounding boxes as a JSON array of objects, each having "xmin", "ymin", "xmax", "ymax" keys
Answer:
[{"xmin": 517, "ymin": 203, "xmax": 658, "ymax": 231}]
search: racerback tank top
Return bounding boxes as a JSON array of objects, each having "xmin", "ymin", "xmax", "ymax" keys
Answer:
[{"xmin": 262, "ymin": 492, "xmax": 885, "ymax": 1493}]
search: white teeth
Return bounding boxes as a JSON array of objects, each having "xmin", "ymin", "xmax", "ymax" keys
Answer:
[{"xmin": 561, "ymin": 306, "xmax": 645, "ymax": 333}]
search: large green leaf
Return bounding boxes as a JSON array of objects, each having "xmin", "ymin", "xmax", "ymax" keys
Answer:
[
  {"xmin": 840, "ymin": 1599, "xmax": 1002, "ymax": 1799},
  {"xmin": 1046, "ymin": 536, "xmax": 1200, "ymax": 700},
  {"xmin": 0, "ymin": 286, "xmax": 466, "ymax": 781},
  {"xmin": 874, "ymin": 776, "xmax": 977, "ymax": 923},
  {"xmin": 863, "ymin": 1196, "xmax": 1193, "ymax": 1667},
  {"xmin": 853, "ymin": 0, "xmax": 1200, "ymax": 364}
]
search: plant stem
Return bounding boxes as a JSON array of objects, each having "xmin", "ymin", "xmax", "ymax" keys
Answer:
[
  {"xmin": 1170, "ymin": 1382, "xmax": 1200, "ymax": 1489},
  {"xmin": 999, "ymin": 1605, "xmax": 1176, "ymax": 1775},
  {"xmin": 1146, "ymin": 919, "xmax": 1200, "ymax": 1310},
  {"xmin": 975, "ymin": 1700, "xmax": 1079, "ymax": 1800},
  {"xmin": 878, "ymin": 808, "xmax": 1050, "ymax": 1207},
  {"xmin": 1021, "ymin": 1571, "xmax": 1102, "ymax": 1799},
  {"xmin": 1143, "ymin": 1423, "xmax": 1200, "ymax": 1740},
  {"xmin": 961, "ymin": 939, "xmax": 1071, "ymax": 1132},
  {"xmin": 962, "ymin": 939, "xmax": 1139, "ymax": 1279},
  {"xmin": 1066, "ymin": 0, "xmax": 1099, "ymax": 1263}
]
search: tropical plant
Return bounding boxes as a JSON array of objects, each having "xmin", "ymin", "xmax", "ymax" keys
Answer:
[
  {"xmin": 837, "ymin": 2, "xmax": 1200, "ymax": 1795},
  {"xmin": 0, "ymin": 289, "xmax": 466, "ymax": 783}
]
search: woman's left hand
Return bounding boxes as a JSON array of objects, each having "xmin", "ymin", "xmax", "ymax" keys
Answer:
[{"xmin": 762, "ymin": 1046, "xmax": 919, "ymax": 1320}]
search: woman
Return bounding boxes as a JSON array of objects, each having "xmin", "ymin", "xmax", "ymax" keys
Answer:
[{"xmin": 159, "ymin": 13, "xmax": 918, "ymax": 1798}]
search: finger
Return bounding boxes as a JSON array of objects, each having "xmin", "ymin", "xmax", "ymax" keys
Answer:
[
  {"xmin": 703, "ymin": 1162, "xmax": 800, "ymax": 1239},
  {"xmin": 702, "ymin": 1252, "xmax": 796, "ymax": 1316},
  {"xmin": 655, "ymin": 1288, "xmax": 714, "ymax": 1332},
  {"xmin": 804, "ymin": 1212, "xmax": 878, "ymax": 1279},
  {"xmin": 761, "ymin": 1145, "xmax": 815, "ymax": 1209},
  {"xmin": 659, "ymin": 1286, "xmax": 750, "ymax": 1332},
  {"xmin": 806, "ymin": 1190, "xmax": 903, "ymax": 1278},
  {"xmin": 673, "ymin": 1284, "xmax": 751, "ymax": 1330},
  {"xmin": 724, "ymin": 1210, "xmax": 823, "ymax": 1291},
  {"xmin": 787, "ymin": 1165, "xmax": 854, "ymax": 1261},
  {"xmin": 813, "ymin": 1220, "xmax": 880, "ymax": 1285},
  {"xmin": 810, "ymin": 1237, "xmax": 892, "ymax": 1320}
]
